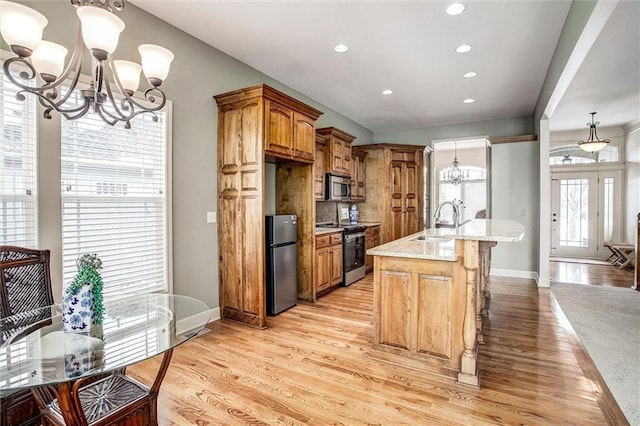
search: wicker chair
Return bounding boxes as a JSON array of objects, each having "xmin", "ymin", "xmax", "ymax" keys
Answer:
[{"xmin": 0, "ymin": 245, "xmax": 54, "ymax": 426}]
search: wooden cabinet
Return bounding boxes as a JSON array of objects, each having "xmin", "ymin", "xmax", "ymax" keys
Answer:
[
  {"xmin": 358, "ymin": 144, "xmax": 425, "ymax": 244},
  {"xmin": 314, "ymin": 134, "xmax": 326, "ymax": 200},
  {"xmin": 365, "ymin": 224, "xmax": 380, "ymax": 272},
  {"xmin": 214, "ymin": 84, "xmax": 323, "ymax": 328},
  {"xmin": 264, "ymin": 98, "xmax": 317, "ymax": 163},
  {"xmin": 317, "ymin": 127, "xmax": 356, "ymax": 176},
  {"xmin": 315, "ymin": 232, "xmax": 343, "ymax": 295},
  {"xmin": 350, "ymin": 147, "xmax": 367, "ymax": 201}
]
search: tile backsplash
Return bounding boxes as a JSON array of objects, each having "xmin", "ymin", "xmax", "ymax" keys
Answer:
[{"xmin": 316, "ymin": 202, "xmax": 338, "ymax": 223}]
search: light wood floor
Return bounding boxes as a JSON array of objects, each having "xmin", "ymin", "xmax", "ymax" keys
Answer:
[
  {"xmin": 129, "ymin": 274, "xmax": 626, "ymax": 425},
  {"xmin": 550, "ymin": 259, "xmax": 634, "ymax": 288}
]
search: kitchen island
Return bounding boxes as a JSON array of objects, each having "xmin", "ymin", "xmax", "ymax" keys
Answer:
[{"xmin": 367, "ymin": 219, "xmax": 524, "ymax": 387}]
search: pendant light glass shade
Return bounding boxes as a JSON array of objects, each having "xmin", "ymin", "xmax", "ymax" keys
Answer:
[
  {"xmin": 31, "ymin": 41, "xmax": 68, "ymax": 81},
  {"xmin": 0, "ymin": 1, "xmax": 48, "ymax": 56},
  {"xmin": 76, "ymin": 5, "xmax": 125, "ymax": 57},
  {"xmin": 1, "ymin": 0, "xmax": 173, "ymax": 128},
  {"xmin": 138, "ymin": 44, "xmax": 174, "ymax": 86},
  {"xmin": 578, "ymin": 112, "xmax": 610, "ymax": 153},
  {"xmin": 112, "ymin": 60, "xmax": 142, "ymax": 94}
]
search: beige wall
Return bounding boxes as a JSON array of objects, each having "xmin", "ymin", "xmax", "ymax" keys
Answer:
[{"xmin": 625, "ymin": 122, "xmax": 640, "ymax": 244}]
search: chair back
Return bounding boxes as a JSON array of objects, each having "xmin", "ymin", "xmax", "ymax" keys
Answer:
[{"xmin": 0, "ymin": 245, "xmax": 53, "ymax": 319}]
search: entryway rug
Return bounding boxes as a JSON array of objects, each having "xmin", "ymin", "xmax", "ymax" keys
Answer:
[{"xmin": 551, "ymin": 282, "xmax": 640, "ymax": 426}]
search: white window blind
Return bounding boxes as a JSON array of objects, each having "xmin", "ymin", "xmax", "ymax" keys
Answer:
[
  {"xmin": 61, "ymin": 95, "xmax": 169, "ymax": 296},
  {"xmin": 0, "ymin": 64, "xmax": 38, "ymax": 246}
]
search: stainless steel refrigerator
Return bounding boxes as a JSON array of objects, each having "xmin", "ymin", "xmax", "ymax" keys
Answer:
[{"xmin": 265, "ymin": 214, "xmax": 298, "ymax": 315}]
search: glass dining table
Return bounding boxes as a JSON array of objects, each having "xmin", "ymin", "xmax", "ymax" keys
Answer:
[{"xmin": 0, "ymin": 293, "xmax": 211, "ymax": 425}]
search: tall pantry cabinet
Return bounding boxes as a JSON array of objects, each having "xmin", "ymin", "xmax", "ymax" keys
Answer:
[
  {"xmin": 214, "ymin": 85, "xmax": 322, "ymax": 328},
  {"xmin": 358, "ymin": 144, "xmax": 426, "ymax": 244}
]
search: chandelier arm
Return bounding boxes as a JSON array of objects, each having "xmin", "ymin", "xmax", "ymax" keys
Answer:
[
  {"xmin": 95, "ymin": 105, "xmax": 119, "ymax": 127},
  {"xmin": 36, "ymin": 93, "xmax": 92, "ymax": 121}
]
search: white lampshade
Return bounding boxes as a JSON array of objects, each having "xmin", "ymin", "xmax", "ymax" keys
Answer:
[
  {"xmin": 578, "ymin": 141, "xmax": 608, "ymax": 153},
  {"xmin": 112, "ymin": 60, "xmax": 142, "ymax": 94},
  {"xmin": 76, "ymin": 6, "xmax": 124, "ymax": 57},
  {"xmin": 138, "ymin": 44, "xmax": 174, "ymax": 85},
  {"xmin": 31, "ymin": 41, "xmax": 68, "ymax": 80},
  {"xmin": 0, "ymin": 1, "xmax": 48, "ymax": 56}
]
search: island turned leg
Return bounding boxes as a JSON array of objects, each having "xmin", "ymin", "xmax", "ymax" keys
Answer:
[
  {"xmin": 476, "ymin": 241, "xmax": 497, "ymax": 344},
  {"xmin": 458, "ymin": 240, "xmax": 480, "ymax": 387}
]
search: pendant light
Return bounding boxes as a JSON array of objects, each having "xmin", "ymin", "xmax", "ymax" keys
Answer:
[
  {"xmin": 443, "ymin": 143, "xmax": 467, "ymax": 185},
  {"xmin": 578, "ymin": 112, "xmax": 610, "ymax": 153}
]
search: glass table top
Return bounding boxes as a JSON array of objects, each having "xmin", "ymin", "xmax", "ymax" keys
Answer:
[{"xmin": 0, "ymin": 293, "xmax": 211, "ymax": 392}]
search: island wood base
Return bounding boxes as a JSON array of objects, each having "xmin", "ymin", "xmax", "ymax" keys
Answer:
[{"xmin": 372, "ymin": 239, "xmax": 495, "ymax": 387}]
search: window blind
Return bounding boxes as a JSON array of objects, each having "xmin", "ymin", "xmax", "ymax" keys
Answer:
[
  {"xmin": 0, "ymin": 65, "xmax": 38, "ymax": 246},
  {"xmin": 61, "ymin": 95, "xmax": 169, "ymax": 296}
]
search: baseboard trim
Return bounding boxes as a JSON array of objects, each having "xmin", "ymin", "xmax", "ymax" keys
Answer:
[
  {"xmin": 176, "ymin": 307, "xmax": 220, "ymax": 335},
  {"xmin": 490, "ymin": 268, "xmax": 538, "ymax": 280}
]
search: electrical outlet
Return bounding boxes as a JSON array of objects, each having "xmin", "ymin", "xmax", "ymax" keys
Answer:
[{"xmin": 206, "ymin": 211, "xmax": 216, "ymax": 223}]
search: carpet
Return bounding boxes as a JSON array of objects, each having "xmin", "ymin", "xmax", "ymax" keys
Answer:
[{"xmin": 551, "ymin": 282, "xmax": 640, "ymax": 426}]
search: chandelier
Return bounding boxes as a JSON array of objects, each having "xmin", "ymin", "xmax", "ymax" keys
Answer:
[
  {"xmin": 0, "ymin": 0, "xmax": 174, "ymax": 129},
  {"xmin": 443, "ymin": 143, "xmax": 468, "ymax": 185},
  {"xmin": 578, "ymin": 112, "xmax": 610, "ymax": 153}
]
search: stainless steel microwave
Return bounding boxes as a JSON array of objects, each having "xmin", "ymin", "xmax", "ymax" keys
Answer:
[{"xmin": 325, "ymin": 173, "xmax": 351, "ymax": 201}]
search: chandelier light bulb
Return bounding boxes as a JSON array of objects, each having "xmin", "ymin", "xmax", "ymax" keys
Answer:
[
  {"xmin": 113, "ymin": 60, "xmax": 142, "ymax": 95},
  {"xmin": 0, "ymin": 1, "xmax": 48, "ymax": 57},
  {"xmin": 138, "ymin": 44, "xmax": 174, "ymax": 87},
  {"xmin": 31, "ymin": 41, "xmax": 68, "ymax": 83},
  {"xmin": 2, "ymin": 1, "xmax": 174, "ymax": 128},
  {"xmin": 76, "ymin": 5, "xmax": 125, "ymax": 60}
]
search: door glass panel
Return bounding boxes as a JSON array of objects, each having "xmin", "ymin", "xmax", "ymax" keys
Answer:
[
  {"xmin": 603, "ymin": 177, "xmax": 614, "ymax": 243},
  {"xmin": 559, "ymin": 179, "xmax": 589, "ymax": 247}
]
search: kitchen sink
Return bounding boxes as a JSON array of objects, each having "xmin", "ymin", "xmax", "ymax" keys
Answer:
[
  {"xmin": 434, "ymin": 219, "xmax": 472, "ymax": 229},
  {"xmin": 411, "ymin": 235, "xmax": 453, "ymax": 243}
]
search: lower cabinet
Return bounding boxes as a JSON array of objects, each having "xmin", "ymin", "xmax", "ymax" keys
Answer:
[
  {"xmin": 365, "ymin": 225, "xmax": 380, "ymax": 272},
  {"xmin": 315, "ymin": 232, "xmax": 343, "ymax": 295}
]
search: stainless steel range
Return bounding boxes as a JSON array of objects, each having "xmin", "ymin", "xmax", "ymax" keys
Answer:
[{"xmin": 317, "ymin": 222, "xmax": 367, "ymax": 286}]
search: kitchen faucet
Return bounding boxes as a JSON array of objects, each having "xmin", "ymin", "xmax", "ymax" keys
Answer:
[{"xmin": 434, "ymin": 201, "xmax": 461, "ymax": 229}]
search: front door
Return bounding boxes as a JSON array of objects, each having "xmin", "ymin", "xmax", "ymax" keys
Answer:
[{"xmin": 550, "ymin": 170, "xmax": 622, "ymax": 259}]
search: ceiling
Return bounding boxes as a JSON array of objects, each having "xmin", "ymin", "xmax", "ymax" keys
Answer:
[{"xmin": 130, "ymin": 1, "xmax": 638, "ymax": 134}]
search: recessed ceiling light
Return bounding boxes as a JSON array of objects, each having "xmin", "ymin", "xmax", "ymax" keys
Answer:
[
  {"xmin": 463, "ymin": 71, "xmax": 477, "ymax": 78},
  {"xmin": 382, "ymin": 89, "xmax": 393, "ymax": 95},
  {"xmin": 463, "ymin": 98, "xmax": 475, "ymax": 104},
  {"xmin": 446, "ymin": 3, "xmax": 465, "ymax": 16},
  {"xmin": 456, "ymin": 44, "xmax": 471, "ymax": 53},
  {"xmin": 334, "ymin": 44, "xmax": 349, "ymax": 53}
]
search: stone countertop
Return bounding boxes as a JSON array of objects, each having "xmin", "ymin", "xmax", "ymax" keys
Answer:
[
  {"xmin": 315, "ymin": 227, "xmax": 343, "ymax": 236},
  {"xmin": 367, "ymin": 219, "xmax": 524, "ymax": 261}
]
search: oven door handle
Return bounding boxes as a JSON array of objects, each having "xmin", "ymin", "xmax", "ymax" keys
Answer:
[{"xmin": 344, "ymin": 232, "xmax": 365, "ymax": 241}]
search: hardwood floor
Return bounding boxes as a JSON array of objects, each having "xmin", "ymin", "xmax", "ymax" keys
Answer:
[
  {"xmin": 550, "ymin": 259, "xmax": 634, "ymax": 287},
  {"xmin": 129, "ymin": 274, "xmax": 622, "ymax": 425}
]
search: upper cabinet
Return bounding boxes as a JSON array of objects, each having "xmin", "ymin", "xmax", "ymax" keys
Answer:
[
  {"xmin": 263, "ymin": 91, "xmax": 323, "ymax": 163},
  {"xmin": 314, "ymin": 134, "xmax": 326, "ymax": 200},
  {"xmin": 317, "ymin": 127, "xmax": 356, "ymax": 176},
  {"xmin": 350, "ymin": 147, "xmax": 367, "ymax": 201}
]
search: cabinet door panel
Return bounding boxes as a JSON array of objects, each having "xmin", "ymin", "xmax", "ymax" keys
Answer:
[
  {"xmin": 316, "ymin": 247, "xmax": 331, "ymax": 292},
  {"xmin": 390, "ymin": 162, "xmax": 405, "ymax": 240},
  {"xmin": 293, "ymin": 113, "xmax": 315, "ymax": 162},
  {"xmin": 265, "ymin": 100, "xmax": 293, "ymax": 156},
  {"xmin": 416, "ymin": 274, "xmax": 452, "ymax": 358},
  {"xmin": 330, "ymin": 244, "xmax": 343, "ymax": 285},
  {"xmin": 379, "ymin": 270, "xmax": 411, "ymax": 349},
  {"xmin": 404, "ymin": 161, "xmax": 419, "ymax": 235}
]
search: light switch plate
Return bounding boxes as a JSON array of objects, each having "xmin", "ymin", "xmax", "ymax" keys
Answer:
[{"xmin": 206, "ymin": 211, "xmax": 216, "ymax": 223}]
